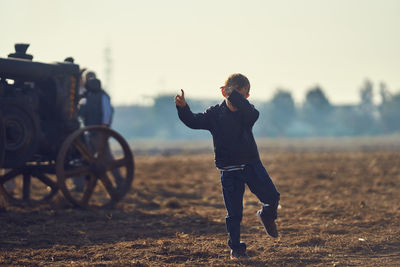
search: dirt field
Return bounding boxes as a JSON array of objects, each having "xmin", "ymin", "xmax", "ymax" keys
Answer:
[{"xmin": 1, "ymin": 142, "xmax": 400, "ymax": 266}]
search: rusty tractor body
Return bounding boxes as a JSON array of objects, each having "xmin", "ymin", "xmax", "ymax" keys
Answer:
[{"xmin": 0, "ymin": 44, "xmax": 134, "ymax": 208}]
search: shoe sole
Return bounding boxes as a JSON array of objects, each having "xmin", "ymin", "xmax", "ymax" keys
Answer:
[{"xmin": 257, "ymin": 211, "xmax": 278, "ymax": 238}]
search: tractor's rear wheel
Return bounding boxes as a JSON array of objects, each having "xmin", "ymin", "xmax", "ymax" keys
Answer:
[{"xmin": 56, "ymin": 126, "xmax": 134, "ymax": 208}]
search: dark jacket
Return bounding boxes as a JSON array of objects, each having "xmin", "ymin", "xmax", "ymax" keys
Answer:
[
  {"xmin": 177, "ymin": 90, "xmax": 260, "ymax": 168},
  {"xmin": 79, "ymin": 78, "xmax": 113, "ymax": 126},
  {"xmin": 79, "ymin": 90, "xmax": 103, "ymax": 126}
]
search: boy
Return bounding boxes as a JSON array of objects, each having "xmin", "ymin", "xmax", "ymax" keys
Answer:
[{"xmin": 175, "ymin": 73, "xmax": 280, "ymax": 259}]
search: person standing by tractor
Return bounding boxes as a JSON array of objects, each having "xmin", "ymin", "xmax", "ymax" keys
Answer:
[
  {"xmin": 79, "ymin": 71, "xmax": 114, "ymax": 127},
  {"xmin": 73, "ymin": 71, "xmax": 123, "ymax": 191}
]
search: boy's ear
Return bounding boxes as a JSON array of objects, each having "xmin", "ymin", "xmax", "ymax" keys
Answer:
[
  {"xmin": 221, "ymin": 86, "xmax": 227, "ymax": 98},
  {"xmin": 246, "ymin": 93, "xmax": 250, "ymax": 99}
]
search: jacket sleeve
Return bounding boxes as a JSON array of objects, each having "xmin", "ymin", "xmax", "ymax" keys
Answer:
[
  {"xmin": 102, "ymin": 94, "xmax": 113, "ymax": 126},
  {"xmin": 228, "ymin": 90, "xmax": 259, "ymax": 126},
  {"xmin": 176, "ymin": 104, "xmax": 212, "ymax": 130}
]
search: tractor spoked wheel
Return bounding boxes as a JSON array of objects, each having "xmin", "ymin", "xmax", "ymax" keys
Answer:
[
  {"xmin": 0, "ymin": 167, "xmax": 59, "ymax": 206},
  {"xmin": 56, "ymin": 126, "xmax": 134, "ymax": 208}
]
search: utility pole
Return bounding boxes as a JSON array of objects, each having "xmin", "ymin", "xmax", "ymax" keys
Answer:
[{"xmin": 104, "ymin": 44, "xmax": 113, "ymax": 97}]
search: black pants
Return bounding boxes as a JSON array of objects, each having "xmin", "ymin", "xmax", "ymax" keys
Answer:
[{"xmin": 220, "ymin": 160, "xmax": 280, "ymax": 250}]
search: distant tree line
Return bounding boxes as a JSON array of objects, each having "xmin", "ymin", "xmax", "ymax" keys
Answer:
[{"xmin": 113, "ymin": 79, "xmax": 400, "ymax": 139}]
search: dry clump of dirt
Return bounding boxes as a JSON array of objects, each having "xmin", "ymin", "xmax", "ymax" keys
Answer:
[{"xmin": 1, "ymin": 150, "xmax": 400, "ymax": 266}]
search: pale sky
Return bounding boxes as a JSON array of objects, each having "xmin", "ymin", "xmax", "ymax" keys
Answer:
[{"xmin": 1, "ymin": 0, "xmax": 399, "ymax": 105}]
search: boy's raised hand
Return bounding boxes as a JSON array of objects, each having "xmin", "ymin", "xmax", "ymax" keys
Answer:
[{"xmin": 175, "ymin": 89, "xmax": 187, "ymax": 107}]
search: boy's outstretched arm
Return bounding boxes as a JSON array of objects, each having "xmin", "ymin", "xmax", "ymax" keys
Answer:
[
  {"xmin": 175, "ymin": 89, "xmax": 211, "ymax": 130},
  {"xmin": 228, "ymin": 90, "xmax": 259, "ymax": 126}
]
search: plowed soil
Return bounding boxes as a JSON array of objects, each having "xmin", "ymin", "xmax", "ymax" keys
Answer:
[{"xmin": 1, "ymin": 143, "xmax": 400, "ymax": 266}]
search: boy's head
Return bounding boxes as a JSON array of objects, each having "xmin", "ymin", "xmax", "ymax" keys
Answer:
[{"xmin": 221, "ymin": 73, "xmax": 250, "ymax": 98}]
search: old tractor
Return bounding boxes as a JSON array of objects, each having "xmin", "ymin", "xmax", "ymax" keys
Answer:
[{"xmin": 0, "ymin": 44, "xmax": 134, "ymax": 208}]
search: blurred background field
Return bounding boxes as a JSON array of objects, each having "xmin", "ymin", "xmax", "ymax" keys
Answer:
[
  {"xmin": 2, "ymin": 142, "xmax": 399, "ymax": 266},
  {"xmin": 124, "ymin": 135, "xmax": 400, "ymax": 155},
  {"xmin": 112, "ymin": 82, "xmax": 400, "ymax": 142}
]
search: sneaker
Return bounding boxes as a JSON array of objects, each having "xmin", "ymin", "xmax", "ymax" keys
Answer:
[
  {"xmin": 257, "ymin": 210, "xmax": 278, "ymax": 238},
  {"xmin": 230, "ymin": 249, "xmax": 248, "ymax": 260}
]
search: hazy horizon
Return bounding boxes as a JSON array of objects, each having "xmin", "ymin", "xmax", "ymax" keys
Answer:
[{"xmin": 1, "ymin": 0, "xmax": 399, "ymax": 106}]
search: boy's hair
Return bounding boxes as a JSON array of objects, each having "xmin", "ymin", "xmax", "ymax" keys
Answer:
[{"xmin": 224, "ymin": 73, "xmax": 250, "ymax": 94}]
